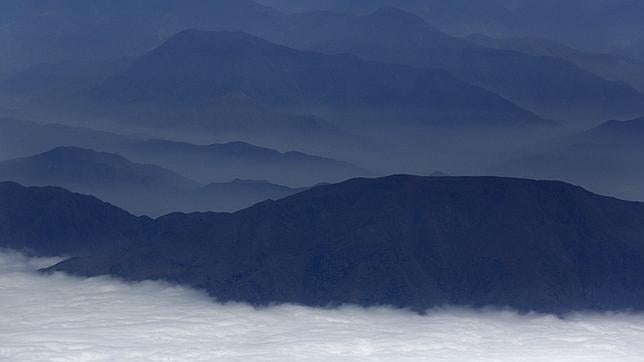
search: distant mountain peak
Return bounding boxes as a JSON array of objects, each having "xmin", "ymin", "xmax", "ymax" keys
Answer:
[
  {"xmin": 38, "ymin": 146, "xmax": 129, "ymax": 165},
  {"xmin": 0, "ymin": 146, "xmax": 199, "ymax": 191},
  {"xmin": 369, "ymin": 6, "xmax": 426, "ymax": 24},
  {"xmin": 367, "ymin": 6, "xmax": 439, "ymax": 31},
  {"xmin": 159, "ymin": 29, "xmax": 276, "ymax": 53},
  {"xmin": 41, "ymin": 146, "xmax": 127, "ymax": 161},
  {"xmin": 592, "ymin": 117, "xmax": 644, "ymax": 134},
  {"xmin": 224, "ymin": 141, "xmax": 264, "ymax": 148},
  {"xmin": 91, "ymin": 28, "xmax": 545, "ymax": 128}
]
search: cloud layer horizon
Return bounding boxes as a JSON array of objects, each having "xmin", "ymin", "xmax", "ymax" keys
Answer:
[{"xmin": 1, "ymin": 250, "xmax": 643, "ymax": 361}]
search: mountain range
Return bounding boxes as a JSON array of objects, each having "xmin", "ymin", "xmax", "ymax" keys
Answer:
[
  {"xmin": 86, "ymin": 29, "xmax": 545, "ymax": 129},
  {"xmin": 468, "ymin": 34, "xmax": 644, "ymax": 94},
  {"xmin": 2, "ymin": 1, "xmax": 643, "ymax": 130},
  {"xmin": 2, "ymin": 0, "xmax": 644, "ymax": 326},
  {"xmin": 0, "ymin": 147, "xmax": 304, "ymax": 216},
  {"xmin": 0, "ymin": 29, "xmax": 550, "ymax": 131},
  {"xmin": 0, "ymin": 57, "xmax": 363, "ymax": 154},
  {"xmin": 0, "ymin": 175, "xmax": 636, "ymax": 313},
  {"xmin": 262, "ymin": 8, "xmax": 644, "ymax": 125},
  {"xmin": 257, "ymin": 0, "xmax": 644, "ymax": 54},
  {"xmin": 0, "ymin": 118, "xmax": 368, "ymax": 187}
]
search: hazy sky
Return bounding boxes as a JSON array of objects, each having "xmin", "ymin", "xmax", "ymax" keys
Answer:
[{"xmin": 1, "ymin": 250, "xmax": 644, "ymax": 361}]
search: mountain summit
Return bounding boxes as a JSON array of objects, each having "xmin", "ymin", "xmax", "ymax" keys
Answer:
[{"xmin": 91, "ymin": 30, "xmax": 546, "ymax": 127}]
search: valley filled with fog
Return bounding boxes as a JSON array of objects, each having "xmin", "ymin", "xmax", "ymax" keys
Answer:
[{"xmin": 2, "ymin": 250, "xmax": 644, "ymax": 361}]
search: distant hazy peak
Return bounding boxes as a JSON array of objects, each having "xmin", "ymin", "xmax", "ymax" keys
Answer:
[
  {"xmin": 158, "ymin": 29, "xmax": 277, "ymax": 53},
  {"xmin": 36, "ymin": 146, "xmax": 129, "ymax": 164},
  {"xmin": 368, "ymin": 7, "xmax": 426, "ymax": 25},
  {"xmin": 592, "ymin": 117, "xmax": 644, "ymax": 133}
]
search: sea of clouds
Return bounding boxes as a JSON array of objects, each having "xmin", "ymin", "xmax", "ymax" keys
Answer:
[{"xmin": 1, "ymin": 250, "xmax": 644, "ymax": 361}]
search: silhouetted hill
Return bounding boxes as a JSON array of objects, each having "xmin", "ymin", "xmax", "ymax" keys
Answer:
[
  {"xmin": 48, "ymin": 175, "xmax": 644, "ymax": 313},
  {"xmin": 88, "ymin": 29, "xmax": 544, "ymax": 128},
  {"xmin": 570, "ymin": 117, "xmax": 644, "ymax": 146},
  {"xmin": 0, "ymin": 146, "xmax": 306, "ymax": 216},
  {"xmin": 0, "ymin": 118, "xmax": 368, "ymax": 187},
  {"xmin": 0, "ymin": 181, "xmax": 151, "ymax": 256},
  {"xmin": 0, "ymin": 147, "xmax": 202, "ymax": 216},
  {"xmin": 267, "ymin": 8, "xmax": 644, "ymax": 125},
  {"xmin": 0, "ymin": 146, "xmax": 197, "ymax": 189}
]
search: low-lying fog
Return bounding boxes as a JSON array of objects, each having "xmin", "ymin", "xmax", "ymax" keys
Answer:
[{"xmin": 1, "ymin": 250, "xmax": 643, "ymax": 361}]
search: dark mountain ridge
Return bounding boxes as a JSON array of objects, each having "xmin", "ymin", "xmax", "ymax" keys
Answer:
[
  {"xmin": 0, "ymin": 181, "xmax": 151, "ymax": 256},
  {"xmin": 35, "ymin": 175, "xmax": 644, "ymax": 314}
]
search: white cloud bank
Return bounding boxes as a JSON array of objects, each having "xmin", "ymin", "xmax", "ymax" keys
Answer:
[{"xmin": 1, "ymin": 250, "xmax": 644, "ymax": 361}]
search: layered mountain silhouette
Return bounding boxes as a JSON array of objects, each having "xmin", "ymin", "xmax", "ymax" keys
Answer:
[
  {"xmin": 0, "ymin": 0, "xmax": 278, "ymax": 76},
  {"xmin": 258, "ymin": 0, "xmax": 644, "ymax": 54},
  {"xmin": 2, "ymin": 0, "xmax": 644, "ymax": 319},
  {"xmin": 0, "ymin": 146, "xmax": 196, "ymax": 190},
  {"xmin": 265, "ymin": 8, "xmax": 644, "ymax": 125},
  {"xmin": 0, "ymin": 118, "xmax": 367, "ymax": 187},
  {"xmin": 0, "ymin": 147, "xmax": 304, "ymax": 216},
  {"xmin": 7, "ymin": 0, "xmax": 644, "ymax": 63},
  {"xmin": 563, "ymin": 117, "xmax": 644, "ymax": 146},
  {"xmin": 0, "ymin": 58, "xmax": 361, "ymax": 151},
  {"xmin": 3, "ymin": 1, "xmax": 643, "ymax": 128},
  {"xmin": 23, "ymin": 175, "xmax": 643, "ymax": 313},
  {"xmin": 468, "ymin": 34, "xmax": 644, "ymax": 94},
  {"xmin": 0, "ymin": 147, "xmax": 196, "ymax": 216},
  {"xmin": 86, "ymin": 30, "xmax": 544, "ymax": 128},
  {"xmin": 4, "ymin": 2, "xmax": 642, "ymax": 130},
  {"xmin": 491, "ymin": 117, "xmax": 644, "ymax": 201}
]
